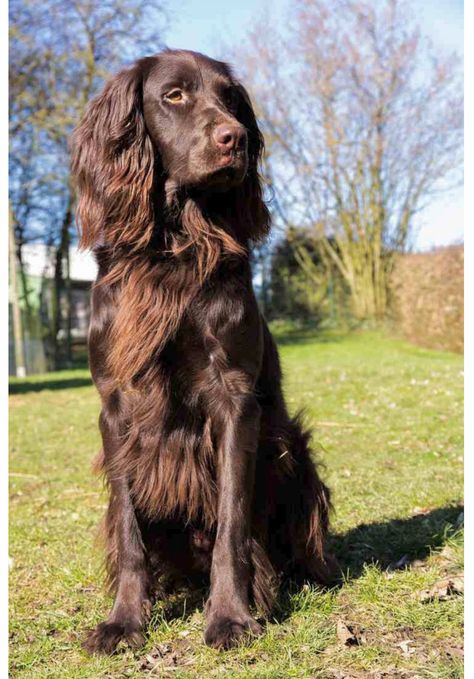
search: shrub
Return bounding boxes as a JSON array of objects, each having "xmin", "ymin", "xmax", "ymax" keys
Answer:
[{"xmin": 389, "ymin": 245, "xmax": 463, "ymax": 353}]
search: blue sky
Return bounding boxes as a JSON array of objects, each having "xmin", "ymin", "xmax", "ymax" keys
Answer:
[{"xmin": 164, "ymin": 0, "xmax": 463, "ymax": 251}]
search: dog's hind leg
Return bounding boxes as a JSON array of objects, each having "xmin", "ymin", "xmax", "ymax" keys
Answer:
[
  {"xmin": 256, "ymin": 322, "xmax": 337, "ymax": 586},
  {"xmin": 275, "ymin": 417, "xmax": 337, "ymax": 586}
]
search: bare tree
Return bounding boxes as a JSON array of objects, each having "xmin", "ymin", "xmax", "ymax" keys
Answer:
[
  {"xmin": 9, "ymin": 0, "xmax": 169, "ymax": 369},
  {"xmin": 231, "ymin": 0, "xmax": 463, "ymax": 320}
]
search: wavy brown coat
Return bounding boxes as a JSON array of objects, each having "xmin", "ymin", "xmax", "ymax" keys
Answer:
[{"xmin": 71, "ymin": 49, "xmax": 333, "ymax": 654}]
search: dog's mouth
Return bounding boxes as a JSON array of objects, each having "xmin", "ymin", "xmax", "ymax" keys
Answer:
[
  {"xmin": 216, "ymin": 153, "xmax": 238, "ymax": 168},
  {"xmin": 178, "ymin": 149, "xmax": 248, "ymax": 194},
  {"xmin": 206, "ymin": 151, "xmax": 248, "ymax": 186},
  {"xmin": 184, "ymin": 150, "xmax": 248, "ymax": 193}
]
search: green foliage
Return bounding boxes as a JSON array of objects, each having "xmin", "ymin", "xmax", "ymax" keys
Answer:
[
  {"xmin": 267, "ymin": 227, "xmax": 351, "ymax": 327},
  {"xmin": 10, "ymin": 331, "xmax": 463, "ymax": 677}
]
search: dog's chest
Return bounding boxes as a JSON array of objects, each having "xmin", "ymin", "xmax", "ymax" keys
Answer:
[
  {"xmin": 151, "ymin": 267, "xmax": 262, "ymax": 425},
  {"xmin": 125, "ymin": 268, "xmax": 263, "ymax": 524},
  {"xmin": 181, "ymin": 273, "xmax": 261, "ymax": 375}
]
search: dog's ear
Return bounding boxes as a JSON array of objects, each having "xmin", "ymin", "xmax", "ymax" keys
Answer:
[
  {"xmin": 234, "ymin": 83, "xmax": 271, "ymax": 243},
  {"xmin": 71, "ymin": 63, "xmax": 155, "ymax": 251}
]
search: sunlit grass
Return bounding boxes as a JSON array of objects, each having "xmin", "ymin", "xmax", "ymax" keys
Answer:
[{"xmin": 9, "ymin": 330, "xmax": 463, "ymax": 678}]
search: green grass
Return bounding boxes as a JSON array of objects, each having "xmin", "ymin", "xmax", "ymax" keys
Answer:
[{"xmin": 9, "ymin": 330, "xmax": 464, "ymax": 678}]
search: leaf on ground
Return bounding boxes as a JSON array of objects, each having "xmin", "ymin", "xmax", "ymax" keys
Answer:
[
  {"xmin": 328, "ymin": 670, "xmax": 358, "ymax": 679},
  {"xmin": 418, "ymin": 575, "xmax": 464, "ymax": 602},
  {"xmin": 412, "ymin": 506, "xmax": 433, "ymax": 516},
  {"xmin": 75, "ymin": 585, "xmax": 96, "ymax": 593},
  {"xmin": 139, "ymin": 641, "xmax": 194, "ymax": 673},
  {"xmin": 336, "ymin": 620, "xmax": 365, "ymax": 646},
  {"xmin": 445, "ymin": 644, "xmax": 464, "ymax": 659},
  {"xmin": 398, "ymin": 639, "xmax": 416, "ymax": 656}
]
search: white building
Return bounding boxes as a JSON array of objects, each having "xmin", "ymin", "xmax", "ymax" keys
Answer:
[{"xmin": 9, "ymin": 245, "xmax": 97, "ymax": 375}]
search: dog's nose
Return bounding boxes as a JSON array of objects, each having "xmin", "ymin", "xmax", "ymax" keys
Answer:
[{"xmin": 212, "ymin": 124, "xmax": 245, "ymax": 152}]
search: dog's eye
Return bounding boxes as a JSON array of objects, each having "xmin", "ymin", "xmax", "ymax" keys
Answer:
[
  {"xmin": 224, "ymin": 88, "xmax": 238, "ymax": 111},
  {"xmin": 164, "ymin": 89, "xmax": 184, "ymax": 103}
]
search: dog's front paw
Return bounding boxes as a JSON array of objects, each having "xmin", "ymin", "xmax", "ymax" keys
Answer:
[
  {"xmin": 204, "ymin": 615, "xmax": 263, "ymax": 650},
  {"xmin": 83, "ymin": 621, "xmax": 145, "ymax": 655}
]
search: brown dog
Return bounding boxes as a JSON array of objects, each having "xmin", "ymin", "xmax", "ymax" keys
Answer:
[{"xmin": 71, "ymin": 49, "xmax": 332, "ymax": 654}]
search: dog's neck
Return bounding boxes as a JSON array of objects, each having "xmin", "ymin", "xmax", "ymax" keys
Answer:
[
  {"xmin": 97, "ymin": 181, "xmax": 248, "ymax": 267},
  {"xmin": 143, "ymin": 179, "xmax": 248, "ymax": 280}
]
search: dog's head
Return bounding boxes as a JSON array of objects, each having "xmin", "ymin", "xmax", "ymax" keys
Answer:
[
  {"xmin": 71, "ymin": 49, "xmax": 270, "ymax": 252},
  {"xmin": 143, "ymin": 50, "xmax": 251, "ymax": 191}
]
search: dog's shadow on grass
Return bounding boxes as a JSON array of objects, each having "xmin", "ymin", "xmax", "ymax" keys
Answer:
[
  {"xmin": 329, "ymin": 503, "xmax": 463, "ymax": 580},
  {"xmin": 272, "ymin": 503, "xmax": 463, "ymax": 624},
  {"xmin": 148, "ymin": 504, "xmax": 463, "ymax": 630}
]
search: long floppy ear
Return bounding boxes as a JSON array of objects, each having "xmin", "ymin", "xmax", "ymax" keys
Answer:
[
  {"xmin": 234, "ymin": 83, "xmax": 271, "ymax": 243},
  {"xmin": 70, "ymin": 64, "xmax": 155, "ymax": 251}
]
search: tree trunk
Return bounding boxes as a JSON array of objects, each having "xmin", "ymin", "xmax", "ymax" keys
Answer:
[
  {"xmin": 9, "ymin": 205, "xmax": 26, "ymax": 377},
  {"xmin": 53, "ymin": 194, "xmax": 74, "ymax": 369},
  {"xmin": 17, "ymin": 247, "xmax": 34, "ymax": 333},
  {"xmin": 65, "ymin": 239, "xmax": 73, "ymax": 366}
]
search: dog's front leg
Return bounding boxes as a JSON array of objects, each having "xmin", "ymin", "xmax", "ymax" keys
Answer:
[
  {"xmin": 204, "ymin": 394, "xmax": 263, "ymax": 649},
  {"xmin": 83, "ymin": 411, "xmax": 151, "ymax": 655}
]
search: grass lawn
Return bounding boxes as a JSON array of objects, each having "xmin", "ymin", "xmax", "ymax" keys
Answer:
[{"xmin": 9, "ymin": 330, "xmax": 464, "ymax": 678}]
